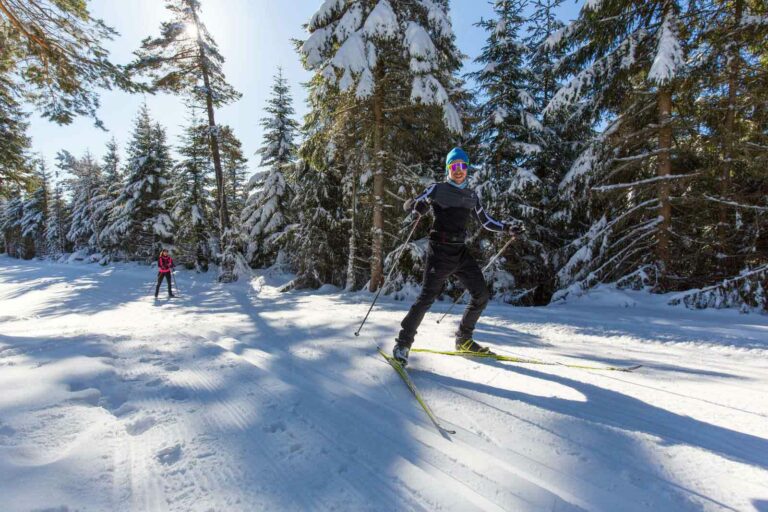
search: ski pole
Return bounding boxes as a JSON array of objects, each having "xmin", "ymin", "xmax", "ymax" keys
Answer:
[
  {"xmin": 171, "ymin": 269, "xmax": 180, "ymax": 296},
  {"xmin": 355, "ymin": 216, "xmax": 422, "ymax": 336},
  {"xmin": 436, "ymin": 235, "xmax": 516, "ymax": 324}
]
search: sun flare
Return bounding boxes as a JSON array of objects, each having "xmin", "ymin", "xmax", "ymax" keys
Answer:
[{"xmin": 184, "ymin": 22, "xmax": 199, "ymax": 40}]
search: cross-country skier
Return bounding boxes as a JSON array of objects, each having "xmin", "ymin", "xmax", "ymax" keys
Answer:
[
  {"xmin": 392, "ymin": 147, "xmax": 524, "ymax": 366},
  {"xmin": 154, "ymin": 248, "xmax": 176, "ymax": 298}
]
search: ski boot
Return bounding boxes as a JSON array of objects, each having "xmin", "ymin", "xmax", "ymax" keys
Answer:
[
  {"xmin": 455, "ymin": 338, "xmax": 493, "ymax": 355},
  {"xmin": 392, "ymin": 340, "xmax": 411, "ymax": 367}
]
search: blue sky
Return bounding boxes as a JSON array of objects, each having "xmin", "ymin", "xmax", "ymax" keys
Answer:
[{"xmin": 28, "ymin": 0, "xmax": 581, "ymax": 174}]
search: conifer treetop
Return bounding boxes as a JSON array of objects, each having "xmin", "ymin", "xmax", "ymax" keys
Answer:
[
  {"xmin": 130, "ymin": 0, "xmax": 241, "ymax": 107},
  {"xmin": 300, "ymin": 0, "xmax": 463, "ymax": 133}
]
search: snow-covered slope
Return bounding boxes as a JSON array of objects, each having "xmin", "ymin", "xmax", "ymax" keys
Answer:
[{"xmin": 1, "ymin": 256, "xmax": 766, "ymax": 511}]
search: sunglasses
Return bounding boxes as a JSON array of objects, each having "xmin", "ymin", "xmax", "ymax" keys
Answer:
[{"xmin": 448, "ymin": 161, "xmax": 468, "ymax": 173}]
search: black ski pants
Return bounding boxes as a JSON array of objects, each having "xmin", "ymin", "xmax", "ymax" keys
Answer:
[
  {"xmin": 155, "ymin": 272, "xmax": 172, "ymax": 297},
  {"xmin": 398, "ymin": 241, "xmax": 490, "ymax": 345}
]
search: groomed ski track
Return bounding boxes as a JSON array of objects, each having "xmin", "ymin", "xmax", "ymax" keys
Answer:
[{"xmin": 1, "ymin": 256, "xmax": 767, "ymax": 511}]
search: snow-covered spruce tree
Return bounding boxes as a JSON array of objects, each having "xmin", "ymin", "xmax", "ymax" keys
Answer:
[
  {"xmin": 469, "ymin": 0, "xmax": 538, "ymax": 219},
  {"xmin": 0, "ymin": 65, "xmax": 33, "ymax": 198},
  {"xmin": 90, "ymin": 138, "xmax": 122, "ymax": 260},
  {"xmin": 219, "ymin": 125, "xmax": 249, "ymax": 225},
  {"xmin": 299, "ymin": 0, "xmax": 464, "ymax": 291},
  {"xmin": 664, "ymin": 0, "xmax": 768, "ymax": 309},
  {"xmin": 20, "ymin": 159, "xmax": 50, "ymax": 257},
  {"xmin": 547, "ymin": 0, "xmax": 694, "ymax": 300},
  {"xmin": 295, "ymin": 71, "xmax": 357, "ymax": 289},
  {"xmin": 687, "ymin": 0, "xmax": 768, "ymax": 277},
  {"xmin": 45, "ymin": 169, "xmax": 69, "ymax": 258},
  {"xmin": 468, "ymin": 0, "xmax": 555, "ymax": 304},
  {"xmin": 520, "ymin": 0, "xmax": 593, "ymax": 303},
  {"xmin": 0, "ymin": 192, "xmax": 34, "ymax": 258},
  {"xmin": 100, "ymin": 104, "xmax": 174, "ymax": 261},
  {"xmin": 60, "ymin": 150, "xmax": 103, "ymax": 254},
  {"xmin": 169, "ymin": 114, "xmax": 214, "ymax": 272},
  {"xmin": 132, "ymin": 0, "xmax": 242, "ymax": 282},
  {"xmin": 286, "ymin": 159, "xmax": 346, "ymax": 289},
  {"xmin": 242, "ymin": 68, "xmax": 298, "ymax": 268}
]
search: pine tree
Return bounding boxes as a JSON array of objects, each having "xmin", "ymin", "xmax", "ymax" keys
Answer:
[
  {"xmin": 0, "ymin": 61, "xmax": 32, "ymax": 198},
  {"xmin": 91, "ymin": 138, "xmax": 122, "ymax": 258},
  {"xmin": 61, "ymin": 150, "xmax": 102, "ymax": 254},
  {"xmin": 658, "ymin": 0, "xmax": 768, "ymax": 308},
  {"xmin": 0, "ymin": 193, "xmax": 28, "ymax": 258},
  {"xmin": 132, "ymin": 0, "xmax": 242, "ymax": 281},
  {"xmin": 219, "ymin": 125, "xmax": 249, "ymax": 223},
  {"xmin": 0, "ymin": 0, "xmax": 138, "ymax": 126},
  {"xmin": 169, "ymin": 113, "xmax": 214, "ymax": 271},
  {"xmin": 468, "ymin": 0, "xmax": 550, "ymax": 302},
  {"xmin": 470, "ymin": 0, "xmax": 540, "ymax": 215},
  {"xmin": 45, "ymin": 169, "xmax": 68, "ymax": 258},
  {"xmin": 100, "ymin": 104, "xmax": 174, "ymax": 260},
  {"xmin": 287, "ymin": 160, "xmax": 345, "ymax": 289},
  {"xmin": 20, "ymin": 159, "xmax": 50, "ymax": 257},
  {"xmin": 242, "ymin": 68, "xmax": 298, "ymax": 267},
  {"xmin": 547, "ymin": 0, "xmax": 692, "ymax": 298},
  {"xmin": 684, "ymin": 0, "xmax": 768, "ymax": 278},
  {"xmin": 519, "ymin": 0, "xmax": 593, "ymax": 304},
  {"xmin": 299, "ymin": 0, "xmax": 464, "ymax": 291}
]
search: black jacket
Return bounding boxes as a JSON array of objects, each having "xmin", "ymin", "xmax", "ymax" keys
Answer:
[{"xmin": 409, "ymin": 182, "xmax": 505, "ymax": 238}]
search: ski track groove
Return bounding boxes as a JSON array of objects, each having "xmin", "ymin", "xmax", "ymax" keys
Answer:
[
  {"xmin": 208, "ymin": 336, "xmax": 591, "ymax": 512},
  {"xmin": 203, "ymin": 343, "xmax": 435, "ymax": 512},
  {"xmin": 429, "ymin": 373, "xmax": 742, "ymax": 512},
  {"xmin": 174, "ymin": 364, "xmax": 312, "ymax": 511}
]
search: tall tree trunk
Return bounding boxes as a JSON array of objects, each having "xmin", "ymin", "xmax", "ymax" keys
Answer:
[
  {"xmin": 193, "ymin": 36, "xmax": 228, "ymax": 232},
  {"xmin": 191, "ymin": 7, "xmax": 233, "ymax": 281},
  {"xmin": 656, "ymin": 88, "xmax": 673, "ymax": 280},
  {"xmin": 346, "ymin": 168, "xmax": 358, "ymax": 291},
  {"xmin": 719, "ymin": 0, "xmax": 743, "ymax": 273},
  {"xmin": 370, "ymin": 82, "xmax": 384, "ymax": 291}
]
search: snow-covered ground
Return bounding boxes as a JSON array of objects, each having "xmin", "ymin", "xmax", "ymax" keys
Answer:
[{"xmin": 1, "ymin": 255, "xmax": 767, "ymax": 512}]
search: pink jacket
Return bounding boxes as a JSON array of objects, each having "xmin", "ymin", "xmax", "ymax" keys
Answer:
[{"xmin": 158, "ymin": 255, "xmax": 174, "ymax": 273}]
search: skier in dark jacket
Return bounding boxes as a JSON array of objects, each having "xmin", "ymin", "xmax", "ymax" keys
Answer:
[
  {"xmin": 393, "ymin": 147, "xmax": 524, "ymax": 366},
  {"xmin": 154, "ymin": 248, "xmax": 176, "ymax": 298}
]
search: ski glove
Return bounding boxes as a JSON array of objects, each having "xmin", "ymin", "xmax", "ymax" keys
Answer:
[
  {"xmin": 404, "ymin": 198, "xmax": 429, "ymax": 217},
  {"xmin": 503, "ymin": 220, "xmax": 525, "ymax": 236}
]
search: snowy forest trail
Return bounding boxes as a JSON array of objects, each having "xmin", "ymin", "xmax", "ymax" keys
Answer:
[{"xmin": 1, "ymin": 257, "xmax": 767, "ymax": 511}]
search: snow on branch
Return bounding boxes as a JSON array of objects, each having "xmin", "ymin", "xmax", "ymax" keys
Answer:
[
  {"xmin": 332, "ymin": 32, "xmax": 368, "ymax": 75},
  {"xmin": 582, "ymin": 0, "xmax": 604, "ymax": 13},
  {"xmin": 418, "ymin": 0, "xmax": 452, "ymax": 38},
  {"xmin": 559, "ymin": 143, "xmax": 600, "ymax": 191},
  {"xmin": 703, "ymin": 195, "xmax": 768, "ymax": 212},
  {"xmin": 742, "ymin": 15, "xmax": 768, "ymax": 27},
  {"xmin": 648, "ymin": 11, "xmax": 683, "ymax": 85},
  {"xmin": 546, "ymin": 32, "xmax": 643, "ymax": 115},
  {"xmin": 405, "ymin": 22, "xmax": 437, "ymax": 61},
  {"xmin": 363, "ymin": 0, "xmax": 398, "ymax": 39},
  {"xmin": 510, "ymin": 142, "xmax": 542, "ymax": 155},
  {"xmin": 668, "ymin": 265, "xmax": 768, "ymax": 311},
  {"xmin": 335, "ymin": 3, "xmax": 364, "ymax": 40},
  {"xmin": 542, "ymin": 22, "xmax": 579, "ymax": 51},
  {"xmin": 302, "ymin": 26, "xmax": 333, "ymax": 68},
  {"xmin": 309, "ymin": 0, "xmax": 346, "ymax": 30},
  {"xmin": 591, "ymin": 173, "xmax": 698, "ymax": 193}
]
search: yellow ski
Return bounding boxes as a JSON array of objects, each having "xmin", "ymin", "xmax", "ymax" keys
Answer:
[{"xmin": 377, "ymin": 347, "xmax": 456, "ymax": 435}]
